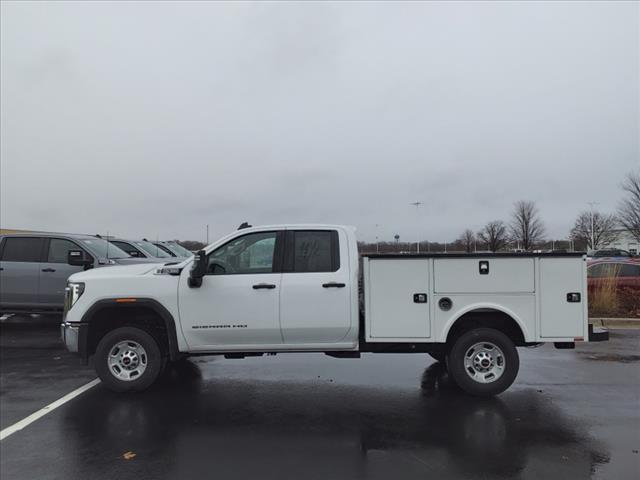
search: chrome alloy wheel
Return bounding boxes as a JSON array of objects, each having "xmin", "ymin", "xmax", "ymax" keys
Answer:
[
  {"xmin": 107, "ymin": 340, "xmax": 148, "ymax": 381},
  {"xmin": 463, "ymin": 342, "xmax": 505, "ymax": 384}
]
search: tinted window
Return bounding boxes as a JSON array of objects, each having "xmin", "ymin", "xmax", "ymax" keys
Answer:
[
  {"xmin": 167, "ymin": 242, "xmax": 193, "ymax": 257},
  {"xmin": 48, "ymin": 239, "xmax": 87, "ymax": 263},
  {"xmin": 208, "ymin": 232, "xmax": 277, "ymax": 275},
  {"xmin": 588, "ymin": 263, "xmax": 622, "ymax": 278},
  {"xmin": 291, "ymin": 231, "xmax": 338, "ymax": 273},
  {"xmin": 152, "ymin": 243, "xmax": 176, "ymax": 257},
  {"xmin": 80, "ymin": 238, "xmax": 129, "ymax": 259},
  {"xmin": 133, "ymin": 241, "xmax": 172, "ymax": 258},
  {"xmin": 111, "ymin": 241, "xmax": 145, "ymax": 257},
  {"xmin": 619, "ymin": 264, "xmax": 640, "ymax": 277},
  {"xmin": 1, "ymin": 237, "xmax": 42, "ymax": 262}
]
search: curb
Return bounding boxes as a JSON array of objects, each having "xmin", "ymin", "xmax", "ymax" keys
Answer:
[{"xmin": 589, "ymin": 318, "xmax": 640, "ymax": 329}]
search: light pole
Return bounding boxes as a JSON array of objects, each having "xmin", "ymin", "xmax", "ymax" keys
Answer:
[
  {"xmin": 410, "ymin": 201, "xmax": 423, "ymax": 253},
  {"xmin": 587, "ymin": 201, "xmax": 599, "ymax": 250},
  {"xmin": 375, "ymin": 223, "xmax": 380, "ymax": 253}
]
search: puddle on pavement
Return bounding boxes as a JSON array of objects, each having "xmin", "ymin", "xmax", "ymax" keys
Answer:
[{"xmin": 579, "ymin": 353, "xmax": 640, "ymax": 363}]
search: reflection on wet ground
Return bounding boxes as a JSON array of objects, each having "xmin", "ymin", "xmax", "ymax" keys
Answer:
[
  {"xmin": 0, "ymin": 324, "xmax": 638, "ymax": 480},
  {"xmin": 578, "ymin": 352, "xmax": 640, "ymax": 363}
]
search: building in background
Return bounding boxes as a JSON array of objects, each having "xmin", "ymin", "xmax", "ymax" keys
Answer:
[{"xmin": 599, "ymin": 229, "xmax": 638, "ymax": 255}]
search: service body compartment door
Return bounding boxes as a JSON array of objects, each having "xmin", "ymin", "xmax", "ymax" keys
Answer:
[
  {"xmin": 365, "ymin": 258, "xmax": 430, "ymax": 341},
  {"xmin": 539, "ymin": 257, "xmax": 587, "ymax": 339},
  {"xmin": 434, "ymin": 258, "xmax": 534, "ymax": 294}
]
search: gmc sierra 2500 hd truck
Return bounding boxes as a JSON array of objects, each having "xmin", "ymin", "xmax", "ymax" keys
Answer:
[{"xmin": 60, "ymin": 224, "xmax": 608, "ymax": 396}]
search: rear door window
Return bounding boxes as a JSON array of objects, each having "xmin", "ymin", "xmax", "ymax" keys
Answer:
[
  {"xmin": 287, "ymin": 230, "xmax": 339, "ymax": 273},
  {"xmin": 0, "ymin": 237, "xmax": 43, "ymax": 262},
  {"xmin": 619, "ymin": 264, "xmax": 640, "ymax": 277}
]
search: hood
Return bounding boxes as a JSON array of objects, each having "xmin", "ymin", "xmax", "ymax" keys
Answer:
[
  {"xmin": 112, "ymin": 257, "xmax": 162, "ymax": 265},
  {"xmin": 69, "ymin": 263, "xmax": 162, "ymax": 282}
]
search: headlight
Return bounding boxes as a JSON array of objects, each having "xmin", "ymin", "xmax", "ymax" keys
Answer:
[{"xmin": 65, "ymin": 282, "xmax": 85, "ymax": 310}]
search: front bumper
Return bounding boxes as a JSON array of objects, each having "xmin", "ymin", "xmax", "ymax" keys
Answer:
[{"xmin": 60, "ymin": 322, "xmax": 81, "ymax": 353}]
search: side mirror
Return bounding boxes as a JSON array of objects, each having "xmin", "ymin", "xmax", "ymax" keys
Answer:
[
  {"xmin": 188, "ymin": 250, "xmax": 207, "ymax": 288},
  {"xmin": 129, "ymin": 251, "xmax": 141, "ymax": 257},
  {"xmin": 68, "ymin": 250, "xmax": 94, "ymax": 269}
]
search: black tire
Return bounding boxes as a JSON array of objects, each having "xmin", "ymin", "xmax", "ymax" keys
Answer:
[
  {"xmin": 94, "ymin": 326, "xmax": 163, "ymax": 392},
  {"xmin": 446, "ymin": 328, "xmax": 519, "ymax": 397}
]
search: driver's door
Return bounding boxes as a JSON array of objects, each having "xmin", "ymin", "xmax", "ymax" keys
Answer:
[{"xmin": 178, "ymin": 230, "xmax": 284, "ymax": 350}]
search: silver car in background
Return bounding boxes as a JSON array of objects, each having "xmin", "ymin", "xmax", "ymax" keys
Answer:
[
  {"xmin": 0, "ymin": 233, "xmax": 158, "ymax": 315},
  {"xmin": 108, "ymin": 238, "xmax": 177, "ymax": 261},
  {"xmin": 150, "ymin": 240, "xmax": 194, "ymax": 258}
]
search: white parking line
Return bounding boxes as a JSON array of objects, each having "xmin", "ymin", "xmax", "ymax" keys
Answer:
[{"xmin": 0, "ymin": 378, "xmax": 101, "ymax": 441}]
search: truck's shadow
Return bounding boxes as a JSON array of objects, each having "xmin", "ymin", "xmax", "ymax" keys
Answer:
[{"xmin": 62, "ymin": 360, "xmax": 609, "ymax": 479}]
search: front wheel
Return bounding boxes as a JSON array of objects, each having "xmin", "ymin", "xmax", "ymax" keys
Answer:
[
  {"xmin": 95, "ymin": 326, "xmax": 163, "ymax": 392},
  {"xmin": 446, "ymin": 328, "xmax": 519, "ymax": 397}
]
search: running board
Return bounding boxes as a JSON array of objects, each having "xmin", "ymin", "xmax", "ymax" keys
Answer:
[{"xmin": 325, "ymin": 352, "xmax": 361, "ymax": 359}]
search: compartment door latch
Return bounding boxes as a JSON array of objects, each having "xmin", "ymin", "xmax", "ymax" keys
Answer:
[
  {"xmin": 479, "ymin": 261, "xmax": 489, "ymax": 275},
  {"xmin": 413, "ymin": 293, "xmax": 428, "ymax": 304}
]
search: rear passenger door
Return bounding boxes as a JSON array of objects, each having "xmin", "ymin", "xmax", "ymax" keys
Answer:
[
  {"xmin": 38, "ymin": 238, "xmax": 93, "ymax": 308},
  {"xmin": 0, "ymin": 237, "xmax": 44, "ymax": 307},
  {"xmin": 279, "ymin": 229, "xmax": 352, "ymax": 344}
]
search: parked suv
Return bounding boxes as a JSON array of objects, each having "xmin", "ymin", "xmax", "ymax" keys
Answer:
[
  {"xmin": 150, "ymin": 240, "xmax": 193, "ymax": 258},
  {"xmin": 108, "ymin": 238, "xmax": 175, "ymax": 260},
  {"xmin": 0, "ymin": 233, "xmax": 159, "ymax": 314}
]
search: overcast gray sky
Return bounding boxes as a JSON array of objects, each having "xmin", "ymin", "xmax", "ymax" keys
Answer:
[{"xmin": 1, "ymin": 1, "xmax": 638, "ymax": 243}]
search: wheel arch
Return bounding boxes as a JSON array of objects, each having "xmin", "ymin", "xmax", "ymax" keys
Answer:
[
  {"xmin": 79, "ymin": 298, "xmax": 180, "ymax": 363},
  {"xmin": 441, "ymin": 303, "xmax": 531, "ymax": 346}
]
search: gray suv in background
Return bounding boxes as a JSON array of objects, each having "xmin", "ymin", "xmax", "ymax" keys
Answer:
[
  {"xmin": 150, "ymin": 240, "xmax": 193, "ymax": 258},
  {"xmin": 108, "ymin": 238, "xmax": 176, "ymax": 261},
  {"xmin": 0, "ymin": 233, "xmax": 159, "ymax": 314}
]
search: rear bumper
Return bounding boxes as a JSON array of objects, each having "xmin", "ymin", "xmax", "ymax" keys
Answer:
[{"xmin": 588, "ymin": 323, "xmax": 609, "ymax": 342}]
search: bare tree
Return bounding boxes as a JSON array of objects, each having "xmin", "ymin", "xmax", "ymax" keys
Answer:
[
  {"xmin": 458, "ymin": 229, "xmax": 476, "ymax": 253},
  {"xmin": 618, "ymin": 170, "xmax": 640, "ymax": 242},
  {"xmin": 570, "ymin": 211, "xmax": 619, "ymax": 250},
  {"xmin": 510, "ymin": 200, "xmax": 545, "ymax": 250},
  {"xmin": 477, "ymin": 221, "xmax": 508, "ymax": 252}
]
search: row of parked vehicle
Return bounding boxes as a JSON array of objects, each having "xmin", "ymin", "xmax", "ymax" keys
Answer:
[{"xmin": 0, "ymin": 231, "xmax": 193, "ymax": 315}]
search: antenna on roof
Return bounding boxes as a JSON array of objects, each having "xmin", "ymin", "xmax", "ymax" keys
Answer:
[{"xmin": 238, "ymin": 222, "xmax": 252, "ymax": 230}]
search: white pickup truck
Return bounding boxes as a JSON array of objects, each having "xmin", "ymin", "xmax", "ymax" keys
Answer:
[{"xmin": 60, "ymin": 224, "xmax": 607, "ymax": 396}]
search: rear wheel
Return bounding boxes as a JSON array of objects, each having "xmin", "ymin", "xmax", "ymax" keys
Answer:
[
  {"xmin": 446, "ymin": 328, "xmax": 519, "ymax": 397},
  {"xmin": 95, "ymin": 326, "xmax": 163, "ymax": 392}
]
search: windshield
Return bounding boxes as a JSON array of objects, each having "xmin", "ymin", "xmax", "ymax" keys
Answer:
[
  {"xmin": 133, "ymin": 241, "xmax": 172, "ymax": 258},
  {"xmin": 81, "ymin": 238, "xmax": 130, "ymax": 259},
  {"xmin": 166, "ymin": 241, "xmax": 193, "ymax": 257}
]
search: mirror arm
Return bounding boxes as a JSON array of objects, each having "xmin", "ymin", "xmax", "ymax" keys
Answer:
[{"xmin": 188, "ymin": 250, "xmax": 207, "ymax": 288}]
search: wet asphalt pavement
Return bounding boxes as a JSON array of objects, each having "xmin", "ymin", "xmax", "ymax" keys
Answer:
[{"xmin": 1, "ymin": 318, "xmax": 639, "ymax": 480}]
